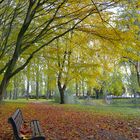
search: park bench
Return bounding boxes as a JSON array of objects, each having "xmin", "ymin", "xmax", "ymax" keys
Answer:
[{"xmin": 8, "ymin": 109, "xmax": 45, "ymax": 140}]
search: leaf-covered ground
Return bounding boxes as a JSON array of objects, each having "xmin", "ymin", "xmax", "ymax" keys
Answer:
[{"xmin": 0, "ymin": 102, "xmax": 140, "ymax": 140}]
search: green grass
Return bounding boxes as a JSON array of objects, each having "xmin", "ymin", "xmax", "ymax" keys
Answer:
[
  {"xmin": 60, "ymin": 99, "xmax": 140, "ymax": 119},
  {"xmin": 112, "ymin": 98, "xmax": 140, "ymax": 106},
  {"xmin": 63, "ymin": 103, "xmax": 140, "ymax": 118},
  {"xmin": 4, "ymin": 98, "xmax": 48, "ymax": 103}
]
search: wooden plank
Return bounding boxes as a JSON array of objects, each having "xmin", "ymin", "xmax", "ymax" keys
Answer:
[
  {"xmin": 12, "ymin": 109, "xmax": 20, "ymax": 119},
  {"xmin": 36, "ymin": 120, "xmax": 43, "ymax": 135},
  {"xmin": 31, "ymin": 121, "xmax": 36, "ymax": 137},
  {"xmin": 34, "ymin": 120, "xmax": 39, "ymax": 136}
]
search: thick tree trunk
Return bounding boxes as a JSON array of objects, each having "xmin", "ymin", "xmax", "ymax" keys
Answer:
[
  {"xmin": 58, "ymin": 79, "xmax": 66, "ymax": 104},
  {"xmin": 59, "ymin": 88, "xmax": 65, "ymax": 104},
  {"xmin": 0, "ymin": 76, "xmax": 9, "ymax": 101}
]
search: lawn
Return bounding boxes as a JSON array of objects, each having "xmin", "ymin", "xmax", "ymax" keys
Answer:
[{"xmin": 0, "ymin": 100, "xmax": 140, "ymax": 140}]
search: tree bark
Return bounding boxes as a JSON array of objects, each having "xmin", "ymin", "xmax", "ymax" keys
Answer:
[
  {"xmin": 36, "ymin": 81, "xmax": 39, "ymax": 100},
  {"xmin": 59, "ymin": 88, "xmax": 65, "ymax": 104},
  {"xmin": 82, "ymin": 80, "xmax": 85, "ymax": 97},
  {"xmin": 9, "ymin": 91, "xmax": 12, "ymax": 100},
  {"xmin": 135, "ymin": 62, "xmax": 140, "ymax": 88},
  {"xmin": 0, "ymin": 76, "xmax": 9, "ymax": 101},
  {"xmin": 94, "ymin": 88, "xmax": 99, "ymax": 99},
  {"xmin": 87, "ymin": 87, "xmax": 91, "ymax": 96},
  {"xmin": 0, "ymin": 94, "xmax": 3, "ymax": 101},
  {"xmin": 46, "ymin": 77, "xmax": 51, "ymax": 99},
  {"xmin": 76, "ymin": 82, "xmax": 79, "ymax": 97},
  {"xmin": 58, "ymin": 79, "xmax": 66, "ymax": 104},
  {"xmin": 26, "ymin": 80, "xmax": 30, "ymax": 100},
  {"xmin": 46, "ymin": 89, "xmax": 51, "ymax": 99},
  {"xmin": 13, "ymin": 77, "xmax": 18, "ymax": 100}
]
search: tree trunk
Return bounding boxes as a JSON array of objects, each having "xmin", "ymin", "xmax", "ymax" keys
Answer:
[
  {"xmin": 87, "ymin": 87, "xmax": 91, "ymax": 96},
  {"xmin": 59, "ymin": 88, "xmax": 65, "ymax": 104},
  {"xmin": 94, "ymin": 88, "xmax": 99, "ymax": 99},
  {"xmin": 13, "ymin": 88, "xmax": 18, "ymax": 100},
  {"xmin": 9, "ymin": 91, "xmax": 12, "ymax": 100},
  {"xmin": 100, "ymin": 88, "xmax": 103, "ymax": 99},
  {"xmin": 0, "ymin": 94, "xmax": 3, "ymax": 101},
  {"xmin": 76, "ymin": 82, "xmax": 79, "ymax": 97},
  {"xmin": 46, "ymin": 79, "xmax": 51, "ymax": 99},
  {"xmin": 36, "ymin": 81, "xmax": 39, "ymax": 100},
  {"xmin": 46, "ymin": 89, "xmax": 51, "ymax": 99},
  {"xmin": 0, "ymin": 76, "xmax": 9, "ymax": 101},
  {"xmin": 26, "ymin": 80, "xmax": 30, "ymax": 100},
  {"xmin": 58, "ymin": 79, "xmax": 66, "ymax": 104},
  {"xmin": 4, "ymin": 90, "xmax": 7, "ymax": 99},
  {"xmin": 135, "ymin": 62, "xmax": 140, "ymax": 87},
  {"xmin": 82, "ymin": 80, "xmax": 85, "ymax": 97},
  {"xmin": 13, "ymin": 77, "xmax": 18, "ymax": 100},
  {"xmin": 96, "ymin": 91, "xmax": 99, "ymax": 99}
]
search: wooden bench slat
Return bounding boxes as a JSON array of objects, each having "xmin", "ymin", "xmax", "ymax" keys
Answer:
[
  {"xmin": 34, "ymin": 121, "xmax": 38, "ymax": 136},
  {"xmin": 31, "ymin": 120, "xmax": 41, "ymax": 136},
  {"xmin": 12, "ymin": 109, "xmax": 20, "ymax": 119},
  {"xmin": 36, "ymin": 120, "xmax": 43, "ymax": 135},
  {"xmin": 31, "ymin": 121, "xmax": 35, "ymax": 136}
]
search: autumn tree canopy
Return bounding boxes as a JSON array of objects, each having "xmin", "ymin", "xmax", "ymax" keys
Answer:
[{"xmin": 0, "ymin": 0, "xmax": 140, "ymax": 103}]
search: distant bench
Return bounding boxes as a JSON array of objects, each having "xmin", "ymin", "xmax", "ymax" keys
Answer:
[{"xmin": 8, "ymin": 109, "xmax": 45, "ymax": 140}]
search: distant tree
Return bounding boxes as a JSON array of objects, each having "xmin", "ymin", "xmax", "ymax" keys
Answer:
[{"xmin": 116, "ymin": 0, "xmax": 140, "ymax": 89}]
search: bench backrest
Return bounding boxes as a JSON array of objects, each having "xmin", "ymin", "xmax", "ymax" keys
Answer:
[{"xmin": 8, "ymin": 109, "xmax": 24, "ymax": 140}]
